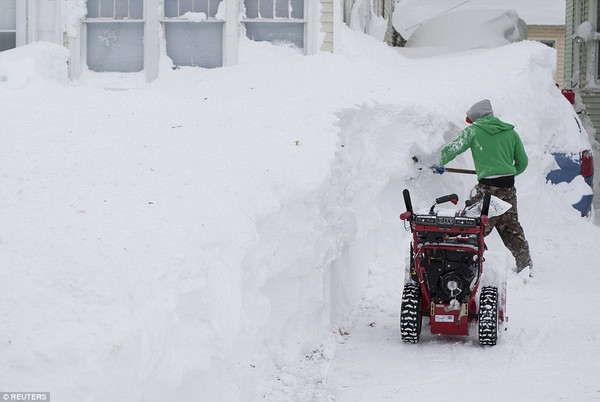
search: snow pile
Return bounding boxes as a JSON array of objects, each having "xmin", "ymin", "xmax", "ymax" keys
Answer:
[
  {"xmin": 0, "ymin": 42, "xmax": 69, "ymax": 87},
  {"xmin": 1, "ymin": 27, "xmax": 598, "ymax": 402}
]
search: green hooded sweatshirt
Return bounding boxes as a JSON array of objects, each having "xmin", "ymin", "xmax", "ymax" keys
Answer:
[{"xmin": 440, "ymin": 115, "xmax": 528, "ymax": 181}]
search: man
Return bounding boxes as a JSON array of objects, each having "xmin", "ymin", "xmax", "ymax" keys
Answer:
[{"xmin": 436, "ymin": 99, "xmax": 533, "ymax": 277}]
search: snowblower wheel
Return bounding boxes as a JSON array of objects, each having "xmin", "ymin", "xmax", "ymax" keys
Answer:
[
  {"xmin": 400, "ymin": 282, "xmax": 422, "ymax": 343},
  {"xmin": 478, "ymin": 286, "xmax": 499, "ymax": 346}
]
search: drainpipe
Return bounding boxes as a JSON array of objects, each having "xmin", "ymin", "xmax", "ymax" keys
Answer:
[{"xmin": 573, "ymin": 0, "xmax": 583, "ymax": 90}]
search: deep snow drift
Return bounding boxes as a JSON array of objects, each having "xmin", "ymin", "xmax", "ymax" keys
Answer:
[{"xmin": 1, "ymin": 30, "xmax": 599, "ymax": 402}]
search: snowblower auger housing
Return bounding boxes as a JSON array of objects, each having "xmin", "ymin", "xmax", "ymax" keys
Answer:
[{"xmin": 399, "ymin": 189, "xmax": 501, "ymax": 346}]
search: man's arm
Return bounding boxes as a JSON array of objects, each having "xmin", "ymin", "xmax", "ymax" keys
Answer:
[{"xmin": 440, "ymin": 126, "xmax": 474, "ymax": 166}]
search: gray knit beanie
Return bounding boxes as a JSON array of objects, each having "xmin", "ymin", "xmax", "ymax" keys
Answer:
[{"xmin": 466, "ymin": 99, "xmax": 494, "ymax": 122}]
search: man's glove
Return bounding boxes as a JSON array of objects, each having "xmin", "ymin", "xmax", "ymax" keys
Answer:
[{"xmin": 431, "ymin": 165, "xmax": 445, "ymax": 175}]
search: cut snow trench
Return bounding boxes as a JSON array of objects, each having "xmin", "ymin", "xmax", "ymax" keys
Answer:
[{"xmin": 255, "ymin": 104, "xmax": 476, "ymax": 399}]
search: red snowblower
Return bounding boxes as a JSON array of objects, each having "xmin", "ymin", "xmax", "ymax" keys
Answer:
[{"xmin": 399, "ymin": 189, "xmax": 504, "ymax": 346}]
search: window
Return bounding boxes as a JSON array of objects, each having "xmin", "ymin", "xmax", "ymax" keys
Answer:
[
  {"xmin": 541, "ymin": 40, "xmax": 555, "ymax": 48},
  {"xmin": 85, "ymin": 0, "xmax": 144, "ymax": 72},
  {"xmin": 0, "ymin": 0, "xmax": 25, "ymax": 52},
  {"xmin": 162, "ymin": 0, "xmax": 224, "ymax": 68},
  {"xmin": 243, "ymin": 0, "xmax": 305, "ymax": 48}
]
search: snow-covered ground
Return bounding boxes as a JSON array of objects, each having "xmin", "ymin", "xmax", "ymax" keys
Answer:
[{"xmin": 1, "ymin": 28, "xmax": 599, "ymax": 402}]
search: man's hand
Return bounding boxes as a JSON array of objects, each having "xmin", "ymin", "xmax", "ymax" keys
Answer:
[{"xmin": 431, "ymin": 165, "xmax": 445, "ymax": 174}]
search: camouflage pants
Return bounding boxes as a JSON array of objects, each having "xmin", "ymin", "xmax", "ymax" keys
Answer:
[{"xmin": 469, "ymin": 183, "xmax": 533, "ymax": 270}]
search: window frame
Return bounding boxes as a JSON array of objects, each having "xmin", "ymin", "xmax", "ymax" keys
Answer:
[
  {"xmin": 242, "ymin": 0, "xmax": 308, "ymax": 49},
  {"xmin": 0, "ymin": 0, "xmax": 26, "ymax": 52},
  {"xmin": 84, "ymin": 0, "xmax": 145, "ymax": 72},
  {"xmin": 160, "ymin": 0, "xmax": 226, "ymax": 68}
]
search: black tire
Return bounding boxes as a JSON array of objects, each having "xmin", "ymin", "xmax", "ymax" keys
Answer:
[
  {"xmin": 400, "ymin": 283, "xmax": 422, "ymax": 343},
  {"xmin": 478, "ymin": 286, "xmax": 499, "ymax": 346}
]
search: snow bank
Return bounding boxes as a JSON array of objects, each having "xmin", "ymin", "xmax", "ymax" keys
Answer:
[
  {"xmin": 0, "ymin": 42, "xmax": 69, "ymax": 87},
  {"xmin": 0, "ymin": 29, "xmax": 597, "ymax": 402}
]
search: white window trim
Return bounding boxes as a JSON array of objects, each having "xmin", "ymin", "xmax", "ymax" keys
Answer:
[
  {"xmin": 241, "ymin": 0, "xmax": 318, "ymax": 54},
  {"xmin": 15, "ymin": 0, "xmax": 26, "ymax": 46}
]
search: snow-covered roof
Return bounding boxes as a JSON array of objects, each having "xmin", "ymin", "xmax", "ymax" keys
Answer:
[{"xmin": 396, "ymin": 0, "xmax": 566, "ymax": 28}]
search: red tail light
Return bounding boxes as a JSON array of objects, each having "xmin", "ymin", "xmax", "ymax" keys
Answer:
[{"xmin": 581, "ymin": 149, "xmax": 594, "ymax": 177}]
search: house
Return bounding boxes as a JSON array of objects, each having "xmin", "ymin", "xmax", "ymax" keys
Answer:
[
  {"xmin": 565, "ymin": 0, "xmax": 600, "ymax": 141},
  {"xmin": 0, "ymin": 0, "xmax": 357, "ymax": 81}
]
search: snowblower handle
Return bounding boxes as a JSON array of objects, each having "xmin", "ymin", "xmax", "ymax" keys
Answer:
[
  {"xmin": 481, "ymin": 192, "xmax": 491, "ymax": 219},
  {"xmin": 403, "ymin": 189, "xmax": 414, "ymax": 215},
  {"xmin": 435, "ymin": 194, "xmax": 459, "ymax": 205}
]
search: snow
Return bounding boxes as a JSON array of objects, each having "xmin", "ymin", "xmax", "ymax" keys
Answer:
[
  {"xmin": 179, "ymin": 11, "xmax": 208, "ymax": 22},
  {"xmin": 60, "ymin": 0, "xmax": 86, "ymax": 38},
  {"xmin": 393, "ymin": 0, "xmax": 566, "ymax": 40},
  {"xmin": 403, "ymin": 9, "xmax": 527, "ymax": 54},
  {"xmin": 1, "ymin": 28, "xmax": 600, "ymax": 402}
]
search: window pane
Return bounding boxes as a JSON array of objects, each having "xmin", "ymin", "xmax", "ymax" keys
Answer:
[
  {"xmin": 245, "ymin": 0, "xmax": 274, "ymax": 18},
  {"xmin": 244, "ymin": 0, "xmax": 259, "ymax": 18},
  {"xmin": 259, "ymin": 0, "xmax": 273, "ymax": 18},
  {"xmin": 99, "ymin": 0, "xmax": 115, "ymax": 18},
  {"xmin": 541, "ymin": 40, "xmax": 555, "ymax": 48},
  {"xmin": 0, "ymin": 0, "xmax": 16, "ymax": 29},
  {"xmin": 275, "ymin": 0, "xmax": 288, "ymax": 18},
  {"xmin": 87, "ymin": 0, "xmax": 143, "ymax": 19},
  {"xmin": 245, "ymin": 22, "xmax": 303, "ymax": 48},
  {"xmin": 87, "ymin": 22, "xmax": 144, "ymax": 72},
  {"xmin": 115, "ymin": 0, "xmax": 130, "ymax": 18},
  {"xmin": 86, "ymin": 0, "xmax": 100, "ymax": 18},
  {"xmin": 178, "ymin": 0, "xmax": 194, "ymax": 14},
  {"xmin": 164, "ymin": 22, "xmax": 223, "ymax": 68},
  {"xmin": 208, "ymin": 0, "xmax": 220, "ymax": 19},
  {"xmin": 0, "ymin": 32, "xmax": 16, "ymax": 51},
  {"xmin": 130, "ymin": 0, "xmax": 143, "ymax": 18},
  {"xmin": 165, "ymin": 0, "xmax": 179, "ymax": 17},
  {"xmin": 244, "ymin": 0, "xmax": 303, "ymax": 19},
  {"xmin": 165, "ymin": 0, "xmax": 220, "ymax": 17},
  {"xmin": 290, "ymin": 0, "xmax": 303, "ymax": 18}
]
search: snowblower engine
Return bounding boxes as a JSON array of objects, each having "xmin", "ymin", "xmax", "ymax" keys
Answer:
[{"xmin": 419, "ymin": 248, "xmax": 477, "ymax": 303}]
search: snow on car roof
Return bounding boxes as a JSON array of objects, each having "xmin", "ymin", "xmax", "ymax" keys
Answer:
[{"xmin": 395, "ymin": 0, "xmax": 565, "ymax": 39}]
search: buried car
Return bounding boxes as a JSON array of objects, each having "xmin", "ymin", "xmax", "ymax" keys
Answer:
[
  {"xmin": 545, "ymin": 113, "xmax": 594, "ymax": 217},
  {"xmin": 546, "ymin": 148, "xmax": 594, "ymax": 216}
]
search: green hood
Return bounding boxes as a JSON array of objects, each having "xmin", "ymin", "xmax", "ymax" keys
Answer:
[{"xmin": 475, "ymin": 115, "xmax": 515, "ymax": 135}]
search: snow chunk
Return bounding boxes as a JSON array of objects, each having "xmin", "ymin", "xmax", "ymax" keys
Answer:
[
  {"xmin": 179, "ymin": 11, "xmax": 208, "ymax": 21},
  {"xmin": 574, "ymin": 21, "xmax": 600, "ymax": 42}
]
